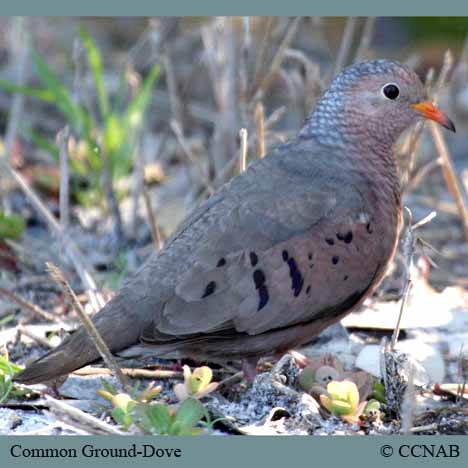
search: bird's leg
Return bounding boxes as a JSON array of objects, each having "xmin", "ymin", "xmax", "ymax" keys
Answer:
[
  {"xmin": 242, "ymin": 356, "xmax": 260, "ymax": 383},
  {"xmin": 287, "ymin": 350, "xmax": 311, "ymax": 368}
]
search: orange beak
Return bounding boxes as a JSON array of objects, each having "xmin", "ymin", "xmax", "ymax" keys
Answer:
[{"xmin": 411, "ymin": 101, "xmax": 456, "ymax": 132}]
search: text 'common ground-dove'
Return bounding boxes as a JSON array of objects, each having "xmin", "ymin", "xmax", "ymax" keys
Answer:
[{"xmin": 15, "ymin": 59, "xmax": 455, "ymax": 384}]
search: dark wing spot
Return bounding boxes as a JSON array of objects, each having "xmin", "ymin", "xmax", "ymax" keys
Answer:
[
  {"xmin": 202, "ymin": 281, "xmax": 216, "ymax": 298},
  {"xmin": 253, "ymin": 269, "xmax": 266, "ymax": 289},
  {"xmin": 249, "ymin": 252, "xmax": 258, "ymax": 267},
  {"xmin": 257, "ymin": 285, "xmax": 269, "ymax": 311},
  {"xmin": 337, "ymin": 231, "xmax": 353, "ymax": 243},
  {"xmin": 217, "ymin": 258, "xmax": 226, "ymax": 267},
  {"xmin": 332, "ymin": 256, "xmax": 339, "ymax": 265},
  {"xmin": 306, "ymin": 285, "xmax": 311, "ymax": 295},
  {"xmin": 325, "ymin": 238, "xmax": 335, "ymax": 246},
  {"xmin": 282, "ymin": 250, "xmax": 289, "ymax": 261},
  {"xmin": 287, "ymin": 258, "xmax": 304, "ymax": 297}
]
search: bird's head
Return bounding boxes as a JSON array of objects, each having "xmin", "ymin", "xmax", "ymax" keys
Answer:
[{"xmin": 303, "ymin": 59, "xmax": 455, "ymax": 148}]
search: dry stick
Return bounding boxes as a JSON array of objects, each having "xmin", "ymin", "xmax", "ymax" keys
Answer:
[
  {"xmin": 45, "ymin": 396, "xmax": 127, "ymax": 435},
  {"xmin": 254, "ymin": 102, "xmax": 266, "ymax": 158},
  {"xmin": 17, "ymin": 325, "xmax": 54, "ymax": 349},
  {"xmin": 456, "ymin": 344, "xmax": 467, "ymax": 404},
  {"xmin": 401, "ymin": 68, "xmax": 434, "ymax": 187},
  {"xmin": 410, "ymin": 423, "xmax": 438, "ymax": 433},
  {"xmin": 170, "ymin": 119, "xmax": 215, "ymax": 195},
  {"xmin": 401, "ymin": 368, "xmax": 415, "ymax": 435},
  {"xmin": 0, "ymin": 287, "xmax": 62, "ymax": 323},
  {"xmin": 142, "ymin": 188, "xmax": 163, "ymax": 251},
  {"xmin": 0, "ymin": 159, "xmax": 105, "ymax": 312},
  {"xmin": 332, "ymin": 17, "xmax": 358, "ymax": 78},
  {"xmin": 406, "ymin": 157, "xmax": 442, "ymax": 192},
  {"xmin": 239, "ymin": 17, "xmax": 250, "ymax": 113},
  {"xmin": 239, "ymin": 128, "xmax": 248, "ymax": 173},
  {"xmin": 46, "ymin": 262, "xmax": 131, "ymax": 393},
  {"xmin": 101, "ymin": 151, "xmax": 124, "ymax": 246},
  {"xmin": 354, "ymin": 16, "xmax": 376, "ymax": 62},
  {"xmin": 432, "ymin": 50, "xmax": 453, "ymax": 106},
  {"xmin": 390, "ymin": 209, "xmax": 437, "ymax": 350},
  {"xmin": 57, "ymin": 127, "xmax": 70, "ymax": 230},
  {"xmin": 254, "ymin": 17, "xmax": 302, "ymax": 98},
  {"xmin": 163, "ymin": 47, "xmax": 184, "ymax": 130},
  {"xmin": 430, "ymin": 123, "xmax": 468, "ymax": 241},
  {"xmin": 251, "ymin": 17, "xmax": 275, "ymax": 97},
  {"xmin": 1, "ymin": 17, "xmax": 29, "ymax": 214},
  {"xmin": 74, "ymin": 367, "xmax": 183, "ymax": 379}
]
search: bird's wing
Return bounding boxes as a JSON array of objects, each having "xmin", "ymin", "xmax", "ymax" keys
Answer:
[{"xmin": 143, "ymin": 143, "xmax": 373, "ymax": 340}]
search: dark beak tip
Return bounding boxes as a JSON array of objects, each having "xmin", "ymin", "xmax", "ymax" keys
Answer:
[{"xmin": 447, "ymin": 120, "xmax": 457, "ymax": 133}]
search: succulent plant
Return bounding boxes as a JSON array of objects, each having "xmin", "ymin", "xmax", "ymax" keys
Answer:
[
  {"xmin": 319, "ymin": 380, "xmax": 367, "ymax": 424},
  {"xmin": 174, "ymin": 365, "xmax": 218, "ymax": 401}
]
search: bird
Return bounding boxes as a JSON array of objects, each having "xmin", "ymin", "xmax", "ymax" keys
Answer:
[{"xmin": 14, "ymin": 59, "xmax": 455, "ymax": 385}]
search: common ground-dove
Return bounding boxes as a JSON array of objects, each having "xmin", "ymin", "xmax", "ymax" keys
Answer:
[{"xmin": 15, "ymin": 59, "xmax": 455, "ymax": 384}]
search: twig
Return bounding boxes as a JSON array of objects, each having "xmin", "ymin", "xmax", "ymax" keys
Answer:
[
  {"xmin": 332, "ymin": 17, "xmax": 358, "ymax": 78},
  {"xmin": 170, "ymin": 119, "xmax": 215, "ymax": 195},
  {"xmin": 429, "ymin": 123, "xmax": 468, "ymax": 241},
  {"xmin": 254, "ymin": 101, "xmax": 266, "ymax": 158},
  {"xmin": 142, "ymin": 188, "xmax": 163, "ymax": 251},
  {"xmin": 401, "ymin": 367, "xmax": 415, "ymax": 435},
  {"xmin": 18, "ymin": 325, "xmax": 55, "ymax": 349},
  {"xmin": 45, "ymin": 396, "xmax": 127, "ymax": 435},
  {"xmin": 239, "ymin": 128, "xmax": 248, "ymax": 173},
  {"xmin": 1, "ymin": 17, "xmax": 29, "ymax": 213},
  {"xmin": 57, "ymin": 127, "xmax": 70, "ymax": 230},
  {"xmin": 456, "ymin": 344, "xmax": 467, "ymax": 404},
  {"xmin": 74, "ymin": 367, "xmax": 183, "ymax": 379},
  {"xmin": 354, "ymin": 17, "xmax": 376, "ymax": 62},
  {"xmin": 410, "ymin": 423, "xmax": 438, "ymax": 433},
  {"xmin": 400, "ymin": 68, "xmax": 434, "ymax": 187},
  {"xmin": 46, "ymin": 262, "xmax": 131, "ymax": 393},
  {"xmin": 0, "ymin": 287, "xmax": 62, "ymax": 324},
  {"xmin": 252, "ymin": 17, "xmax": 275, "ymax": 97},
  {"xmin": 432, "ymin": 50, "xmax": 453, "ymax": 105},
  {"xmin": 217, "ymin": 371, "xmax": 244, "ymax": 391},
  {"xmin": 0, "ymin": 159, "xmax": 105, "ymax": 312},
  {"xmin": 101, "ymin": 148, "xmax": 124, "ymax": 247},
  {"xmin": 19, "ymin": 422, "xmax": 91, "ymax": 436},
  {"xmin": 390, "ymin": 209, "xmax": 437, "ymax": 350},
  {"xmin": 163, "ymin": 47, "xmax": 184, "ymax": 130},
  {"xmin": 254, "ymin": 17, "xmax": 302, "ymax": 98},
  {"xmin": 406, "ymin": 157, "xmax": 442, "ymax": 192}
]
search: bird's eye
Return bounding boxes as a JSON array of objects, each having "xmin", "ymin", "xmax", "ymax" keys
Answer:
[{"xmin": 382, "ymin": 83, "xmax": 400, "ymax": 100}]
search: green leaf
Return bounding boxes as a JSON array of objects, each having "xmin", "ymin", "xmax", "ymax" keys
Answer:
[
  {"xmin": 29, "ymin": 131, "xmax": 60, "ymax": 160},
  {"xmin": 0, "ymin": 80, "xmax": 55, "ymax": 102},
  {"xmin": 171, "ymin": 398, "xmax": 205, "ymax": 434},
  {"xmin": 188, "ymin": 367, "xmax": 213, "ymax": 395},
  {"xmin": 143, "ymin": 403, "xmax": 173, "ymax": 435},
  {"xmin": 0, "ymin": 355, "xmax": 22, "ymax": 404},
  {"xmin": 0, "ymin": 212, "xmax": 26, "ymax": 240},
  {"xmin": 328, "ymin": 400, "xmax": 353, "ymax": 416},
  {"xmin": 111, "ymin": 407, "xmax": 133, "ymax": 430},
  {"xmin": 123, "ymin": 65, "xmax": 159, "ymax": 133},
  {"xmin": 80, "ymin": 29, "xmax": 110, "ymax": 119},
  {"xmin": 103, "ymin": 114, "xmax": 124, "ymax": 155},
  {"xmin": 31, "ymin": 50, "xmax": 88, "ymax": 134}
]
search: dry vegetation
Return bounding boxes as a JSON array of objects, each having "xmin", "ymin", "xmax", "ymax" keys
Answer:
[{"xmin": 0, "ymin": 17, "xmax": 467, "ymax": 435}]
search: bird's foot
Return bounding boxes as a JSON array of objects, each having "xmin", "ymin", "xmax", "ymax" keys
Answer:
[{"xmin": 241, "ymin": 357, "xmax": 260, "ymax": 384}]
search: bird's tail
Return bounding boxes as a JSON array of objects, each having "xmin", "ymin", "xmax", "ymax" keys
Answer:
[{"xmin": 14, "ymin": 291, "xmax": 148, "ymax": 385}]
